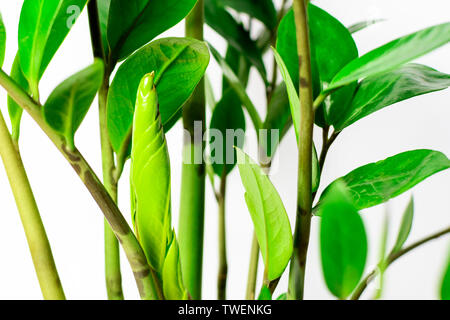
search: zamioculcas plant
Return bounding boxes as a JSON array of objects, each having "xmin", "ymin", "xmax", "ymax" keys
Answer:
[{"xmin": 0, "ymin": 0, "xmax": 449, "ymax": 302}]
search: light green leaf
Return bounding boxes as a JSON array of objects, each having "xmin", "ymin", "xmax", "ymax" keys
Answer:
[
  {"xmin": 107, "ymin": 37, "xmax": 210, "ymax": 154},
  {"xmin": 130, "ymin": 73, "xmax": 172, "ymax": 273},
  {"xmin": 276, "ymin": 293, "xmax": 287, "ymax": 300},
  {"xmin": 43, "ymin": 59, "xmax": 104, "ymax": 150},
  {"xmin": 7, "ymin": 54, "xmax": 28, "ymax": 141},
  {"xmin": 335, "ymin": 64, "xmax": 450, "ymax": 130},
  {"xmin": 107, "ymin": 0, "xmax": 197, "ymax": 62},
  {"xmin": 320, "ymin": 150, "xmax": 450, "ymax": 211},
  {"xmin": 348, "ymin": 19, "xmax": 384, "ymax": 34},
  {"xmin": 217, "ymin": 0, "xmax": 277, "ymax": 29},
  {"xmin": 0, "ymin": 12, "xmax": 5, "ymax": 68},
  {"xmin": 18, "ymin": 0, "xmax": 88, "ymax": 96},
  {"xmin": 391, "ymin": 197, "xmax": 414, "ymax": 254},
  {"xmin": 440, "ymin": 252, "xmax": 450, "ymax": 300},
  {"xmin": 209, "ymin": 89, "xmax": 246, "ymax": 176},
  {"xmin": 162, "ymin": 232, "xmax": 188, "ymax": 300},
  {"xmin": 258, "ymin": 285, "xmax": 272, "ymax": 300},
  {"xmin": 236, "ymin": 148, "xmax": 293, "ymax": 281},
  {"xmin": 328, "ymin": 22, "xmax": 450, "ymax": 91},
  {"xmin": 319, "ymin": 181, "xmax": 367, "ymax": 299}
]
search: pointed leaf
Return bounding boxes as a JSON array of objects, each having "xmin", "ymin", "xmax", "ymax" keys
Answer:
[
  {"xmin": 328, "ymin": 22, "xmax": 450, "ymax": 91},
  {"xmin": 97, "ymin": 0, "xmax": 111, "ymax": 57},
  {"xmin": 218, "ymin": 0, "xmax": 277, "ymax": 29},
  {"xmin": 335, "ymin": 64, "xmax": 450, "ymax": 130},
  {"xmin": 236, "ymin": 148, "xmax": 293, "ymax": 281},
  {"xmin": 320, "ymin": 150, "xmax": 450, "ymax": 210},
  {"xmin": 107, "ymin": 38, "xmax": 210, "ymax": 154},
  {"xmin": 107, "ymin": 0, "xmax": 197, "ymax": 61},
  {"xmin": 319, "ymin": 181, "xmax": 367, "ymax": 299},
  {"xmin": 348, "ymin": 19, "xmax": 384, "ymax": 34},
  {"xmin": 7, "ymin": 54, "xmax": 28, "ymax": 141},
  {"xmin": 162, "ymin": 232, "xmax": 188, "ymax": 300},
  {"xmin": 391, "ymin": 197, "xmax": 414, "ymax": 254},
  {"xmin": 43, "ymin": 59, "xmax": 104, "ymax": 150}
]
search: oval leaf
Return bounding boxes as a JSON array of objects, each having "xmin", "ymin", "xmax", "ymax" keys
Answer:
[
  {"xmin": 18, "ymin": 0, "xmax": 88, "ymax": 95},
  {"xmin": 320, "ymin": 181, "xmax": 367, "ymax": 299},
  {"xmin": 391, "ymin": 197, "xmax": 414, "ymax": 254},
  {"xmin": 236, "ymin": 148, "xmax": 293, "ymax": 281},
  {"xmin": 107, "ymin": 37, "xmax": 210, "ymax": 153},
  {"xmin": 107, "ymin": 0, "xmax": 197, "ymax": 61},
  {"xmin": 328, "ymin": 22, "xmax": 450, "ymax": 91},
  {"xmin": 43, "ymin": 59, "xmax": 104, "ymax": 150},
  {"xmin": 7, "ymin": 54, "xmax": 28, "ymax": 141},
  {"xmin": 320, "ymin": 150, "xmax": 450, "ymax": 210}
]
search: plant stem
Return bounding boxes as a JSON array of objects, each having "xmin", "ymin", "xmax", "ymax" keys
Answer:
[
  {"xmin": 246, "ymin": 233, "xmax": 260, "ymax": 300},
  {"xmin": 0, "ymin": 110, "xmax": 65, "ymax": 300},
  {"xmin": 351, "ymin": 226, "xmax": 450, "ymax": 300},
  {"xmin": 0, "ymin": 68, "xmax": 162, "ymax": 300},
  {"xmin": 288, "ymin": 0, "xmax": 314, "ymax": 300},
  {"xmin": 179, "ymin": 0, "xmax": 206, "ymax": 300},
  {"xmin": 217, "ymin": 171, "xmax": 228, "ymax": 300},
  {"xmin": 87, "ymin": 0, "xmax": 123, "ymax": 300}
]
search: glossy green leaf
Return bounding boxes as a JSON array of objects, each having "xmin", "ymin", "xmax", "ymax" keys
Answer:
[
  {"xmin": 97, "ymin": 0, "xmax": 111, "ymax": 57},
  {"xmin": 276, "ymin": 293, "xmax": 287, "ymax": 300},
  {"xmin": 7, "ymin": 54, "xmax": 28, "ymax": 141},
  {"xmin": 320, "ymin": 150, "xmax": 450, "ymax": 210},
  {"xmin": 43, "ymin": 59, "xmax": 104, "ymax": 150},
  {"xmin": 130, "ymin": 73, "xmax": 172, "ymax": 273},
  {"xmin": 205, "ymin": 0, "xmax": 266, "ymax": 82},
  {"xmin": 258, "ymin": 285, "xmax": 272, "ymax": 300},
  {"xmin": 107, "ymin": 0, "xmax": 197, "ymax": 62},
  {"xmin": 348, "ymin": 19, "xmax": 384, "ymax": 34},
  {"xmin": 162, "ymin": 232, "xmax": 188, "ymax": 300},
  {"xmin": 319, "ymin": 181, "xmax": 367, "ymax": 299},
  {"xmin": 335, "ymin": 64, "xmax": 450, "ymax": 130},
  {"xmin": 18, "ymin": 0, "xmax": 88, "ymax": 96},
  {"xmin": 107, "ymin": 37, "xmax": 210, "ymax": 153},
  {"xmin": 218, "ymin": 0, "xmax": 277, "ymax": 29},
  {"xmin": 328, "ymin": 22, "xmax": 450, "ymax": 91},
  {"xmin": 391, "ymin": 197, "xmax": 414, "ymax": 254},
  {"xmin": 236, "ymin": 148, "xmax": 293, "ymax": 281},
  {"xmin": 209, "ymin": 89, "xmax": 246, "ymax": 176},
  {"xmin": 440, "ymin": 252, "xmax": 450, "ymax": 300},
  {"xmin": 0, "ymin": 12, "xmax": 5, "ymax": 68},
  {"xmin": 277, "ymin": 5, "xmax": 358, "ymax": 126}
]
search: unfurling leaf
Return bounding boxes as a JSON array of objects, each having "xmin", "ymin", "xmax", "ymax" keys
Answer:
[
  {"xmin": 319, "ymin": 150, "xmax": 450, "ymax": 211},
  {"xmin": 18, "ymin": 0, "xmax": 88, "ymax": 96},
  {"xmin": 162, "ymin": 232, "xmax": 188, "ymax": 300},
  {"xmin": 319, "ymin": 181, "xmax": 367, "ymax": 299},
  {"xmin": 107, "ymin": 37, "xmax": 210, "ymax": 154},
  {"xmin": 236, "ymin": 148, "xmax": 293, "ymax": 281},
  {"xmin": 391, "ymin": 197, "xmax": 414, "ymax": 254},
  {"xmin": 7, "ymin": 54, "xmax": 28, "ymax": 141},
  {"xmin": 43, "ymin": 59, "xmax": 104, "ymax": 150}
]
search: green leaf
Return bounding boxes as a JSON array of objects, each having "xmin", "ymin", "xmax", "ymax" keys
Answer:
[
  {"xmin": 257, "ymin": 285, "xmax": 272, "ymax": 300},
  {"xmin": 0, "ymin": 12, "xmax": 5, "ymax": 68},
  {"xmin": 8, "ymin": 54, "xmax": 28, "ymax": 141},
  {"xmin": 130, "ymin": 73, "xmax": 172, "ymax": 273},
  {"xmin": 277, "ymin": 5, "xmax": 358, "ymax": 127},
  {"xmin": 107, "ymin": 0, "xmax": 197, "ymax": 62},
  {"xmin": 236, "ymin": 148, "xmax": 293, "ymax": 281},
  {"xmin": 440, "ymin": 252, "xmax": 450, "ymax": 300},
  {"xmin": 348, "ymin": 19, "xmax": 384, "ymax": 34},
  {"xmin": 319, "ymin": 181, "xmax": 367, "ymax": 299},
  {"xmin": 205, "ymin": 0, "xmax": 267, "ymax": 82},
  {"xmin": 320, "ymin": 150, "xmax": 450, "ymax": 211},
  {"xmin": 391, "ymin": 197, "xmax": 414, "ymax": 254},
  {"xmin": 162, "ymin": 232, "xmax": 188, "ymax": 300},
  {"xmin": 107, "ymin": 37, "xmax": 210, "ymax": 153},
  {"xmin": 276, "ymin": 293, "xmax": 287, "ymax": 300},
  {"xmin": 217, "ymin": 0, "xmax": 277, "ymax": 29},
  {"xmin": 209, "ymin": 89, "xmax": 246, "ymax": 176},
  {"xmin": 43, "ymin": 59, "xmax": 104, "ymax": 150},
  {"xmin": 97, "ymin": 0, "xmax": 111, "ymax": 57},
  {"xmin": 335, "ymin": 64, "xmax": 450, "ymax": 130},
  {"xmin": 328, "ymin": 22, "xmax": 450, "ymax": 91},
  {"xmin": 18, "ymin": 0, "xmax": 88, "ymax": 96}
]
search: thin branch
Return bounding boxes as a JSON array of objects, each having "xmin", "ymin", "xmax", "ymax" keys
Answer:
[{"xmin": 217, "ymin": 171, "xmax": 228, "ymax": 300}]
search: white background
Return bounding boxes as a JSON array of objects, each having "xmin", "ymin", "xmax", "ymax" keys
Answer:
[{"xmin": 0, "ymin": 0, "xmax": 449, "ymax": 300}]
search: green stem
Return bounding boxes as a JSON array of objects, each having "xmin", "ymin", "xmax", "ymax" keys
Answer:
[
  {"xmin": 217, "ymin": 171, "xmax": 228, "ymax": 300},
  {"xmin": 288, "ymin": 0, "xmax": 314, "ymax": 300},
  {"xmin": 351, "ymin": 226, "xmax": 450, "ymax": 300},
  {"xmin": 0, "ymin": 110, "xmax": 65, "ymax": 300},
  {"xmin": 87, "ymin": 0, "xmax": 123, "ymax": 300},
  {"xmin": 245, "ymin": 233, "xmax": 260, "ymax": 300},
  {"xmin": 0, "ymin": 68, "xmax": 162, "ymax": 300},
  {"xmin": 179, "ymin": 0, "xmax": 206, "ymax": 300}
]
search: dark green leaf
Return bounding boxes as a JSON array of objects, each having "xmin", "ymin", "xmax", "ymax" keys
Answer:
[
  {"xmin": 236, "ymin": 148, "xmax": 293, "ymax": 281},
  {"xmin": 391, "ymin": 197, "xmax": 414, "ymax": 254},
  {"xmin": 441, "ymin": 253, "xmax": 450, "ymax": 300},
  {"xmin": 218, "ymin": 0, "xmax": 277, "ymax": 29},
  {"xmin": 328, "ymin": 22, "xmax": 450, "ymax": 91},
  {"xmin": 348, "ymin": 19, "xmax": 384, "ymax": 34},
  {"xmin": 320, "ymin": 181, "xmax": 367, "ymax": 299},
  {"xmin": 97, "ymin": 0, "xmax": 111, "ymax": 57},
  {"xmin": 107, "ymin": 38, "xmax": 210, "ymax": 153},
  {"xmin": 257, "ymin": 285, "xmax": 272, "ymax": 300},
  {"xmin": 18, "ymin": 0, "xmax": 88, "ymax": 96},
  {"xmin": 0, "ymin": 12, "xmax": 5, "ymax": 68},
  {"xmin": 320, "ymin": 150, "xmax": 450, "ymax": 210},
  {"xmin": 43, "ymin": 59, "xmax": 104, "ymax": 150},
  {"xmin": 107, "ymin": 0, "xmax": 197, "ymax": 61},
  {"xmin": 335, "ymin": 64, "xmax": 450, "ymax": 130},
  {"xmin": 209, "ymin": 89, "xmax": 246, "ymax": 176},
  {"xmin": 8, "ymin": 54, "xmax": 28, "ymax": 141},
  {"xmin": 205, "ymin": 0, "xmax": 267, "ymax": 82}
]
